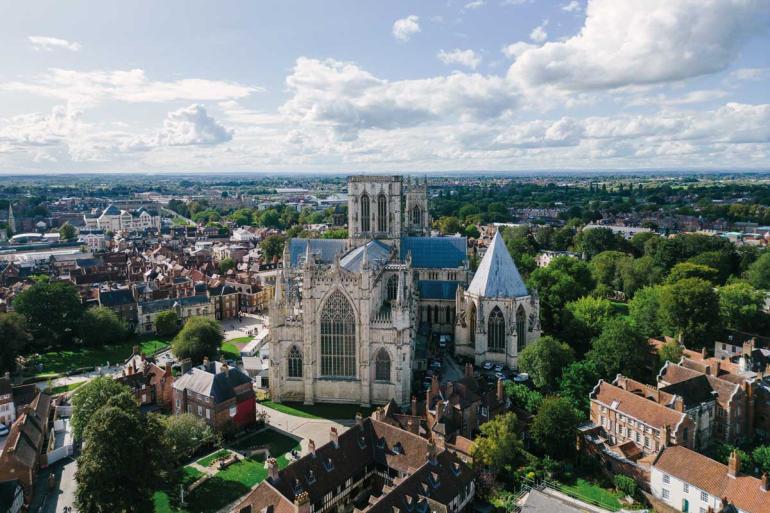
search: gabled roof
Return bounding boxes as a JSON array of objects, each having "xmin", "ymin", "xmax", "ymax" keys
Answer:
[
  {"xmin": 591, "ymin": 380, "xmax": 687, "ymax": 431},
  {"xmin": 400, "ymin": 237, "xmax": 467, "ymax": 269},
  {"xmin": 340, "ymin": 240, "xmax": 391, "ymax": 272},
  {"xmin": 172, "ymin": 361, "xmax": 252, "ymax": 404},
  {"xmin": 288, "ymin": 239, "xmax": 347, "ymax": 267},
  {"xmin": 467, "ymin": 231, "xmax": 528, "ymax": 298}
]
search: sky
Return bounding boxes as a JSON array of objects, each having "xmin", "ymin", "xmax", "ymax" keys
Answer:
[{"xmin": 0, "ymin": 0, "xmax": 769, "ymax": 174}]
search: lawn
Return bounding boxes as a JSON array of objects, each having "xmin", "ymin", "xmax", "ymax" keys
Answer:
[
  {"xmin": 154, "ymin": 429, "xmax": 299, "ymax": 513},
  {"xmin": 44, "ymin": 381, "xmax": 85, "ymax": 395},
  {"xmin": 196, "ymin": 449, "xmax": 231, "ymax": 468},
  {"xmin": 220, "ymin": 336, "xmax": 253, "ymax": 360},
  {"xmin": 260, "ymin": 400, "xmax": 374, "ymax": 420},
  {"xmin": 557, "ymin": 479, "xmax": 622, "ymax": 511},
  {"xmin": 27, "ymin": 338, "xmax": 170, "ymax": 378}
]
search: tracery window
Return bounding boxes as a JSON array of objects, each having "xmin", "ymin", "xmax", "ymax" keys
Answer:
[
  {"xmin": 387, "ymin": 275, "xmax": 398, "ymax": 301},
  {"xmin": 361, "ymin": 194, "xmax": 370, "ymax": 232},
  {"xmin": 377, "ymin": 194, "xmax": 387, "ymax": 232},
  {"xmin": 469, "ymin": 303, "xmax": 477, "ymax": 345},
  {"xmin": 488, "ymin": 306, "xmax": 505, "ymax": 353},
  {"xmin": 412, "ymin": 205, "xmax": 421, "ymax": 226},
  {"xmin": 288, "ymin": 345, "xmax": 303, "ymax": 378},
  {"xmin": 516, "ymin": 305, "xmax": 527, "ymax": 353},
  {"xmin": 320, "ymin": 291, "xmax": 356, "ymax": 377},
  {"xmin": 375, "ymin": 349, "xmax": 391, "ymax": 381}
]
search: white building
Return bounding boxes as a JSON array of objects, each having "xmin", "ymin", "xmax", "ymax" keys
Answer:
[{"xmin": 84, "ymin": 204, "xmax": 160, "ymax": 233}]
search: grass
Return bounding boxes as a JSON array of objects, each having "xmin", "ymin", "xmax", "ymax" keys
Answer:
[
  {"xmin": 260, "ymin": 400, "xmax": 374, "ymax": 420},
  {"xmin": 196, "ymin": 449, "xmax": 231, "ymax": 468},
  {"xmin": 44, "ymin": 381, "xmax": 85, "ymax": 395},
  {"xmin": 154, "ymin": 429, "xmax": 299, "ymax": 513},
  {"xmin": 27, "ymin": 338, "xmax": 169, "ymax": 378},
  {"xmin": 557, "ymin": 478, "xmax": 622, "ymax": 511},
  {"xmin": 610, "ymin": 301, "xmax": 630, "ymax": 317},
  {"xmin": 220, "ymin": 336, "xmax": 253, "ymax": 360}
]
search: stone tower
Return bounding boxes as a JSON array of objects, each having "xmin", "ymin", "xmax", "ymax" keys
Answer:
[
  {"xmin": 347, "ymin": 176, "xmax": 403, "ymax": 240},
  {"xmin": 7, "ymin": 203, "xmax": 15, "ymax": 235},
  {"xmin": 404, "ymin": 176, "xmax": 430, "ymax": 236}
]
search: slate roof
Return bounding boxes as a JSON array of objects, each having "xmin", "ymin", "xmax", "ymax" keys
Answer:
[
  {"xmin": 417, "ymin": 280, "xmax": 460, "ymax": 300},
  {"xmin": 139, "ymin": 294, "xmax": 210, "ymax": 314},
  {"xmin": 288, "ymin": 239, "xmax": 347, "ymax": 267},
  {"xmin": 654, "ymin": 445, "xmax": 770, "ymax": 513},
  {"xmin": 101, "ymin": 204, "xmax": 120, "ymax": 216},
  {"xmin": 467, "ymin": 231, "xmax": 528, "ymax": 298},
  {"xmin": 400, "ymin": 237, "xmax": 467, "ymax": 269},
  {"xmin": 172, "ymin": 361, "xmax": 252, "ymax": 404},
  {"xmin": 658, "ymin": 361, "xmax": 741, "ymax": 410},
  {"xmin": 518, "ymin": 489, "xmax": 589, "ymax": 513},
  {"xmin": 99, "ymin": 288, "xmax": 135, "ymax": 307},
  {"xmin": 340, "ymin": 240, "xmax": 392, "ymax": 272}
]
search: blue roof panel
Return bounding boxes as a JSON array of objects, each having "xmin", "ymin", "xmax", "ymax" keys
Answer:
[
  {"xmin": 400, "ymin": 236, "xmax": 467, "ymax": 269},
  {"xmin": 418, "ymin": 280, "xmax": 460, "ymax": 300},
  {"xmin": 288, "ymin": 238, "xmax": 347, "ymax": 267}
]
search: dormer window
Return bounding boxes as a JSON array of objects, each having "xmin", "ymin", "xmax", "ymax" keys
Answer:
[
  {"xmin": 307, "ymin": 469, "xmax": 316, "ymax": 484},
  {"xmin": 293, "ymin": 478, "xmax": 303, "ymax": 495},
  {"xmin": 377, "ymin": 438, "xmax": 386, "ymax": 449},
  {"xmin": 452, "ymin": 462, "xmax": 461, "ymax": 476},
  {"xmin": 358, "ymin": 436, "xmax": 367, "ymax": 449},
  {"xmin": 392, "ymin": 442, "xmax": 403, "ymax": 455},
  {"xmin": 323, "ymin": 457, "xmax": 334, "ymax": 472}
]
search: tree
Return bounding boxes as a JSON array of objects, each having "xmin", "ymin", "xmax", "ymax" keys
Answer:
[
  {"xmin": 172, "ymin": 316, "xmax": 223, "ymax": 364},
  {"xmin": 561, "ymin": 296, "xmax": 615, "ymax": 355},
  {"xmin": 752, "ymin": 445, "xmax": 770, "ymax": 476},
  {"xmin": 658, "ymin": 340, "xmax": 684, "ymax": 366},
  {"xmin": 321, "ymin": 229, "xmax": 348, "ymax": 239},
  {"xmin": 257, "ymin": 209, "xmax": 282, "ymax": 229},
  {"xmin": 504, "ymin": 382, "xmax": 544, "ymax": 414},
  {"xmin": 260, "ymin": 234, "xmax": 285, "ymax": 262},
  {"xmin": 518, "ymin": 336, "xmax": 574, "ymax": 390},
  {"xmin": 718, "ymin": 281, "xmax": 766, "ymax": 333},
  {"xmin": 218, "ymin": 257, "xmax": 236, "ymax": 275},
  {"xmin": 470, "ymin": 412, "xmax": 522, "ymax": 474},
  {"xmin": 14, "ymin": 281, "xmax": 84, "ymax": 349},
  {"xmin": 688, "ymin": 250, "xmax": 738, "ymax": 285},
  {"xmin": 71, "ymin": 377, "xmax": 134, "ymax": 440},
  {"xmin": 659, "ymin": 278, "xmax": 721, "ymax": 347},
  {"xmin": 576, "ymin": 227, "xmax": 626, "ymax": 259},
  {"xmin": 59, "ymin": 222, "xmax": 77, "ymax": 241},
  {"xmin": 75, "ymin": 405, "xmax": 168, "ymax": 513},
  {"xmin": 159, "ymin": 413, "xmax": 214, "ymax": 464},
  {"xmin": 528, "ymin": 257, "xmax": 595, "ymax": 333},
  {"xmin": 617, "ymin": 255, "xmax": 661, "ymax": 298},
  {"xmin": 559, "ymin": 360, "xmax": 602, "ymax": 414},
  {"xmin": 0, "ymin": 313, "xmax": 31, "ymax": 373},
  {"xmin": 628, "ymin": 285, "xmax": 664, "ymax": 339},
  {"xmin": 437, "ymin": 216, "xmax": 462, "ymax": 235},
  {"xmin": 666, "ymin": 262, "xmax": 719, "ymax": 284},
  {"xmin": 464, "ymin": 224, "xmax": 480, "ymax": 239},
  {"xmin": 590, "ymin": 251, "xmax": 629, "ymax": 293},
  {"xmin": 530, "ymin": 397, "xmax": 580, "ymax": 459},
  {"xmin": 746, "ymin": 253, "xmax": 770, "ymax": 290},
  {"xmin": 155, "ymin": 310, "xmax": 180, "ymax": 338},
  {"xmin": 80, "ymin": 307, "xmax": 127, "ymax": 348},
  {"xmin": 614, "ymin": 475, "xmax": 637, "ymax": 497},
  {"xmin": 587, "ymin": 318, "xmax": 649, "ymax": 380}
]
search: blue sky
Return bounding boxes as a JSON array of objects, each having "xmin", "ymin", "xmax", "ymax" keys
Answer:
[{"xmin": 0, "ymin": 0, "xmax": 769, "ymax": 173}]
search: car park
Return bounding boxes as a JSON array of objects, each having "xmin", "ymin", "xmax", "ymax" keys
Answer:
[
  {"xmin": 482, "ymin": 361, "xmax": 493, "ymax": 370},
  {"xmin": 493, "ymin": 364, "xmax": 504, "ymax": 373}
]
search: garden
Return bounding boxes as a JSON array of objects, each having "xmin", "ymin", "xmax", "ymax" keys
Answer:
[{"xmin": 259, "ymin": 400, "xmax": 375, "ymax": 420}]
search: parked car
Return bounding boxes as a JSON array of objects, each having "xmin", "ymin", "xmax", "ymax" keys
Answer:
[
  {"xmin": 482, "ymin": 361, "xmax": 493, "ymax": 370},
  {"xmin": 0, "ymin": 424, "xmax": 9, "ymax": 437},
  {"xmin": 513, "ymin": 373, "xmax": 530, "ymax": 383},
  {"xmin": 493, "ymin": 364, "xmax": 504, "ymax": 373}
]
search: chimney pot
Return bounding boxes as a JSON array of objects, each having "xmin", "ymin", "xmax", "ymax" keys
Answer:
[
  {"xmin": 330, "ymin": 426, "xmax": 339, "ymax": 448},
  {"xmin": 761, "ymin": 473, "xmax": 768, "ymax": 492},
  {"xmin": 411, "ymin": 396, "xmax": 418, "ymax": 417},
  {"xmin": 728, "ymin": 450, "xmax": 741, "ymax": 478},
  {"xmin": 308, "ymin": 439, "xmax": 316, "ymax": 457}
]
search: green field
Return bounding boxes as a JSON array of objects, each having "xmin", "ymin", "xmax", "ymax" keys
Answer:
[
  {"xmin": 44, "ymin": 381, "xmax": 85, "ymax": 395},
  {"xmin": 220, "ymin": 336, "xmax": 252, "ymax": 360},
  {"xmin": 557, "ymin": 479, "xmax": 622, "ymax": 511},
  {"xmin": 260, "ymin": 400, "xmax": 374, "ymax": 420},
  {"xmin": 27, "ymin": 338, "xmax": 169, "ymax": 378},
  {"xmin": 154, "ymin": 429, "xmax": 299, "ymax": 513},
  {"xmin": 196, "ymin": 449, "xmax": 231, "ymax": 468}
]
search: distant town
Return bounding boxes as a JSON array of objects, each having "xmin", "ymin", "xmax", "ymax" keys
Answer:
[{"xmin": 2, "ymin": 172, "xmax": 770, "ymax": 513}]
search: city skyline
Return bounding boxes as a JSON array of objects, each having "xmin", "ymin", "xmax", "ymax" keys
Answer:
[{"xmin": 1, "ymin": 0, "xmax": 769, "ymax": 174}]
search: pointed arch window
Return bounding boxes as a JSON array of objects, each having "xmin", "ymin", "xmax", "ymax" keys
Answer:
[
  {"xmin": 516, "ymin": 305, "xmax": 527, "ymax": 353},
  {"xmin": 488, "ymin": 306, "xmax": 505, "ymax": 353},
  {"xmin": 387, "ymin": 275, "xmax": 398, "ymax": 301},
  {"xmin": 288, "ymin": 345, "xmax": 303, "ymax": 378},
  {"xmin": 320, "ymin": 291, "xmax": 356, "ymax": 377},
  {"xmin": 375, "ymin": 349, "xmax": 391, "ymax": 382},
  {"xmin": 377, "ymin": 193, "xmax": 388, "ymax": 232},
  {"xmin": 469, "ymin": 303, "xmax": 477, "ymax": 345},
  {"xmin": 361, "ymin": 194, "xmax": 370, "ymax": 233},
  {"xmin": 412, "ymin": 204, "xmax": 421, "ymax": 226}
]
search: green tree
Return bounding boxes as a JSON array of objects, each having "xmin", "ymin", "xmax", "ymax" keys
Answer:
[
  {"xmin": 0, "ymin": 312, "xmax": 31, "ymax": 373},
  {"xmin": 437, "ymin": 216, "xmax": 462, "ymax": 235},
  {"xmin": 321, "ymin": 229, "xmax": 348, "ymax": 239},
  {"xmin": 688, "ymin": 250, "xmax": 737, "ymax": 285},
  {"xmin": 159, "ymin": 413, "xmax": 214, "ymax": 464},
  {"xmin": 504, "ymin": 382, "xmax": 544, "ymax": 414},
  {"xmin": 257, "ymin": 209, "xmax": 281, "ymax": 229},
  {"xmin": 59, "ymin": 222, "xmax": 77, "ymax": 241},
  {"xmin": 752, "ymin": 446, "xmax": 770, "ymax": 476},
  {"xmin": 530, "ymin": 397, "xmax": 580, "ymax": 459},
  {"xmin": 464, "ymin": 224, "xmax": 480, "ymax": 239},
  {"xmin": 590, "ymin": 251, "xmax": 629, "ymax": 293},
  {"xmin": 617, "ymin": 255, "xmax": 661, "ymax": 298},
  {"xmin": 518, "ymin": 336, "xmax": 574, "ymax": 390},
  {"xmin": 260, "ymin": 234, "xmax": 285, "ymax": 262},
  {"xmin": 659, "ymin": 278, "xmax": 721, "ymax": 347},
  {"xmin": 614, "ymin": 475, "xmax": 637, "ymax": 497},
  {"xmin": 470, "ymin": 412, "xmax": 522, "ymax": 474},
  {"xmin": 80, "ymin": 307, "xmax": 127, "ymax": 348},
  {"xmin": 666, "ymin": 262, "xmax": 719, "ymax": 284},
  {"xmin": 746, "ymin": 253, "xmax": 770, "ymax": 290},
  {"xmin": 658, "ymin": 340, "xmax": 684, "ymax": 366},
  {"xmin": 71, "ymin": 377, "xmax": 133, "ymax": 440},
  {"xmin": 559, "ymin": 360, "xmax": 602, "ymax": 414},
  {"xmin": 718, "ymin": 281, "xmax": 766, "ymax": 333},
  {"xmin": 528, "ymin": 257, "xmax": 595, "ymax": 333},
  {"xmin": 628, "ymin": 285, "xmax": 664, "ymax": 339},
  {"xmin": 171, "ymin": 316, "xmax": 223, "ymax": 364},
  {"xmin": 155, "ymin": 310, "xmax": 180, "ymax": 338},
  {"xmin": 561, "ymin": 296, "xmax": 615, "ymax": 355},
  {"xmin": 588, "ymin": 318, "xmax": 649, "ymax": 380},
  {"xmin": 218, "ymin": 257, "xmax": 236, "ymax": 275},
  {"xmin": 228, "ymin": 208, "xmax": 254, "ymax": 227},
  {"xmin": 14, "ymin": 281, "xmax": 84, "ymax": 349},
  {"xmin": 75, "ymin": 404, "xmax": 168, "ymax": 513},
  {"xmin": 576, "ymin": 227, "xmax": 626, "ymax": 259}
]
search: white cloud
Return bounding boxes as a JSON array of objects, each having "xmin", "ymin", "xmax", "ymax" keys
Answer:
[
  {"xmin": 529, "ymin": 21, "xmax": 548, "ymax": 43},
  {"xmin": 509, "ymin": 0, "xmax": 770, "ymax": 90},
  {"xmin": 464, "ymin": 0, "xmax": 485, "ymax": 9},
  {"xmin": 392, "ymin": 15, "xmax": 421, "ymax": 42},
  {"xmin": 155, "ymin": 104, "xmax": 233, "ymax": 146},
  {"xmin": 502, "ymin": 42, "xmax": 536, "ymax": 60},
  {"xmin": 0, "ymin": 105, "xmax": 81, "ymax": 146},
  {"xmin": 561, "ymin": 1, "xmax": 581, "ymax": 13},
  {"xmin": 729, "ymin": 67, "xmax": 769, "ymax": 81},
  {"xmin": 28, "ymin": 36, "xmax": 81, "ymax": 52},
  {"xmin": 437, "ymin": 49, "xmax": 482, "ymax": 69},
  {"xmin": 500, "ymin": 0, "xmax": 530, "ymax": 5},
  {"xmin": 0, "ymin": 68, "xmax": 259, "ymax": 107}
]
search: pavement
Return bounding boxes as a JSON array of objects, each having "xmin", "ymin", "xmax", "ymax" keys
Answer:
[
  {"xmin": 222, "ymin": 314, "xmax": 266, "ymax": 341},
  {"xmin": 256, "ymin": 403, "xmax": 349, "ymax": 456},
  {"xmin": 29, "ymin": 456, "xmax": 78, "ymax": 513},
  {"xmin": 440, "ymin": 354, "xmax": 464, "ymax": 384}
]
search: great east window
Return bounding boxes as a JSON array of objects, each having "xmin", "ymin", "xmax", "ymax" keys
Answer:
[{"xmin": 320, "ymin": 291, "xmax": 357, "ymax": 377}]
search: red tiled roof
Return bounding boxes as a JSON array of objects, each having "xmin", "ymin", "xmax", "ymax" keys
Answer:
[{"xmin": 592, "ymin": 381, "xmax": 687, "ymax": 430}]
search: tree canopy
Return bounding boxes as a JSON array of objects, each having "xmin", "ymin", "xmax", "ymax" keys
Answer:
[
  {"xmin": 659, "ymin": 278, "xmax": 721, "ymax": 347},
  {"xmin": 518, "ymin": 336, "xmax": 574, "ymax": 390},
  {"xmin": 80, "ymin": 307, "xmax": 127, "ymax": 348},
  {"xmin": 171, "ymin": 316, "xmax": 223, "ymax": 364},
  {"xmin": 587, "ymin": 318, "xmax": 649, "ymax": 380},
  {"xmin": 470, "ymin": 412, "xmax": 522, "ymax": 474},
  {"xmin": 13, "ymin": 280, "xmax": 84, "ymax": 349},
  {"xmin": 530, "ymin": 396, "xmax": 581, "ymax": 459}
]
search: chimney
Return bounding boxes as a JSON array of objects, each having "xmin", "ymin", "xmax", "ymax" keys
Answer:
[
  {"xmin": 761, "ymin": 473, "xmax": 769, "ymax": 492},
  {"xmin": 497, "ymin": 378, "xmax": 505, "ymax": 402},
  {"xmin": 355, "ymin": 412, "xmax": 363, "ymax": 427},
  {"xmin": 330, "ymin": 426, "xmax": 339, "ymax": 448},
  {"xmin": 673, "ymin": 396, "xmax": 684, "ymax": 412},
  {"xmin": 411, "ymin": 396, "xmax": 418, "ymax": 417},
  {"xmin": 132, "ymin": 345, "xmax": 140, "ymax": 356},
  {"xmin": 308, "ymin": 439, "xmax": 316, "ymax": 457},
  {"xmin": 663, "ymin": 424, "xmax": 671, "ymax": 447},
  {"xmin": 436, "ymin": 400, "xmax": 445, "ymax": 421},
  {"xmin": 294, "ymin": 491, "xmax": 311, "ymax": 513},
  {"xmin": 705, "ymin": 364, "xmax": 712, "ymax": 376},
  {"xmin": 203, "ymin": 356, "xmax": 210, "ymax": 370},
  {"xmin": 701, "ymin": 347, "xmax": 707, "ymax": 359},
  {"xmin": 165, "ymin": 363, "xmax": 172, "ymax": 377},
  {"xmin": 267, "ymin": 457, "xmax": 280, "ymax": 481},
  {"xmin": 728, "ymin": 450, "xmax": 741, "ymax": 478},
  {"xmin": 446, "ymin": 382, "xmax": 454, "ymax": 399},
  {"xmin": 426, "ymin": 441, "xmax": 437, "ymax": 464},
  {"xmin": 430, "ymin": 375, "xmax": 439, "ymax": 395},
  {"xmin": 220, "ymin": 360, "xmax": 228, "ymax": 374},
  {"xmin": 465, "ymin": 363, "xmax": 473, "ymax": 378}
]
